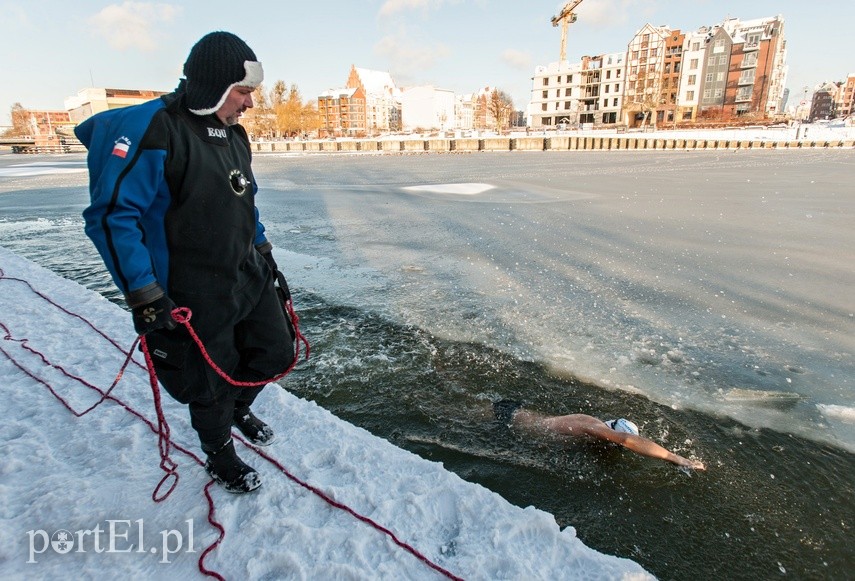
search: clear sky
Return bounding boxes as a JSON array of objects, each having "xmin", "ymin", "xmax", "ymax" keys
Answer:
[{"xmin": 1, "ymin": 0, "xmax": 853, "ymax": 125}]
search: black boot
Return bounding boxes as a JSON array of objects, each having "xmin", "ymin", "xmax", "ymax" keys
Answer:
[
  {"xmin": 204, "ymin": 439, "xmax": 261, "ymax": 493},
  {"xmin": 233, "ymin": 408, "xmax": 275, "ymax": 446}
]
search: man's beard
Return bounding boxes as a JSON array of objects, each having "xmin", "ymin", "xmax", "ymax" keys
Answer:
[{"xmin": 224, "ymin": 108, "xmax": 245, "ymax": 126}]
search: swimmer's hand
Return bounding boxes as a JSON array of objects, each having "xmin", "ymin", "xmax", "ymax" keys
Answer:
[{"xmin": 679, "ymin": 458, "xmax": 706, "ymax": 471}]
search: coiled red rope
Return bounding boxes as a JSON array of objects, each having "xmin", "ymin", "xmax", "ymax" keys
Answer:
[
  {"xmin": 0, "ymin": 267, "xmax": 463, "ymax": 581},
  {"xmin": 168, "ymin": 303, "xmax": 309, "ymax": 388}
]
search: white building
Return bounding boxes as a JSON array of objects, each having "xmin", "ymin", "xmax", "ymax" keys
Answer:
[
  {"xmin": 64, "ymin": 87, "xmax": 167, "ymax": 124},
  {"xmin": 527, "ymin": 61, "xmax": 583, "ymax": 128},
  {"xmin": 584, "ymin": 52, "xmax": 626, "ymax": 126},
  {"xmin": 400, "ymin": 86, "xmax": 456, "ymax": 132},
  {"xmin": 528, "ymin": 52, "xmax": 626, "ymax": 129},
  {"xmin": 624, "ymin": 24, "xmax": 672, "ymax": 127},
  {"xmin": 676, "ymin": 28, "xmax": 709, "ymax": 121},
  {"xmin": 455, "ymin": 94, "xmax": 475, "ymax": 131}
]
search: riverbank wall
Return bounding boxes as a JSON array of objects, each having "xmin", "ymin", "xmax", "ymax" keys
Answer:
[{"xmin": 252, "ymin": 134, "xmax": 855, "ymax": 154}]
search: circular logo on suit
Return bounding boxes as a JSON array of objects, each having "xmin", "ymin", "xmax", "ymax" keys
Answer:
[{"xmin": 229, "ymin": 169, "xmax": 249, "ymax": 196}]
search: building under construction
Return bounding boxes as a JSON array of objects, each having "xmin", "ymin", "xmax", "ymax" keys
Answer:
[{"xmin": 528, "ymin": 12, "xmax": 788, "ymax": 129}]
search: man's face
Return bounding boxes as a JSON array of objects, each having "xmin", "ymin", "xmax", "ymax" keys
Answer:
[{"xmin": 216, "ymin": 86, "xmax": 254, "ymax": 126}]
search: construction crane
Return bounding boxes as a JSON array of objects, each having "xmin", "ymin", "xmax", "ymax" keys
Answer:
[{"xmin": 551, "ymin": 0, "xmax": 584, "ymax": 63}]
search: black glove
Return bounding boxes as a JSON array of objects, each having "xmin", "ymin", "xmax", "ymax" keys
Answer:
[
  {"xmin": 261, "ymin": 250, "xmax": 291, "ymax": 301},
  {"xmin": 132, "ymin": 295, "xmax": 178, "ymax": 336},
  {"xmin": 260, "ymin": 249, "xmax": 278, "ymax": 273}
]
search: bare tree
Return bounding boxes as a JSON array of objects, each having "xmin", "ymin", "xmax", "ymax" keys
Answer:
[
  {"xmin": 486, "ymin": 89, "xmax": 515, "ymax": 132},
  {"xmin": 624, "ymin": 67, "xmax": 662, "ymax": 129},
  {"xmin": 280, "ymin": 84, "xmax": 304, "ymax": 137},
  {"xmin": 243, "ymin": 84, "xmax": 275, "ymax": 139},
  {"xmin": 490, "ymin": 89, "xmax": 515, "ymax": 132},
  {"xmin": 242, "ymin": 81, "xmax": 320, "ymax": 140},
  {"xmin": 269, "ymin": 80, "xmax": 288, "ymax": 138},
  {"xmin": 300, "ymin": 100, "xmax": 321, "ymax": 138},
  {"xmin": 3, "ymin": 103, "xmax": 31, "ymax": 137}
]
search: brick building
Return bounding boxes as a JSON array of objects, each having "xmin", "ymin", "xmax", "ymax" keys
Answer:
[
  {"xmin": 345, "ymin": 66, "xmax": 400, "ymax": 134},
  {"xmin": 809, "ymin": 82, "xmax": 837, "ymax": 121},
  {"xmin": 317, "ymin": 86, "xmax": 367, "ymax": 137},
  {"xmin": 836, "ymin": 74, "xmax": 855, "ymax": 118},
  {"xmin": 720, "ymin": 16, "xmax": 787, "ymax": 121}
]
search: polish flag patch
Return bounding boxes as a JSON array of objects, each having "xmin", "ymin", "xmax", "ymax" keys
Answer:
[{"xmin": 112, "ymin": 137, "xmax": 131, "ymax": 158}]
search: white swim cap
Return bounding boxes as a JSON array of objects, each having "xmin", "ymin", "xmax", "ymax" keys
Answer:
[{"xmin": 605, "ymin": 418, "xmax": 639, "ymax": 435}]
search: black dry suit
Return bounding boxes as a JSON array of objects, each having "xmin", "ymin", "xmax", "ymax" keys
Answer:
[{"xmin": 78, "ymin": 91, "xmax": 295, "ymax": 451}]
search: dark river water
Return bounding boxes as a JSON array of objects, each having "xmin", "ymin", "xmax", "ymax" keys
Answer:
[{"xmin": 1, "ymin": 150, "xmax": 853, "ymax": 579}]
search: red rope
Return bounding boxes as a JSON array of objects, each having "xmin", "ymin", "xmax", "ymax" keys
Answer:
[
  {"xmin": 140, "ymin": 334, "xmax": 180, "ymax": 502},
  {"xmin": 1, "ymin": 269, "xmax": 221, "ymax": 575},
  {"xmin": 247, "ymin": 442, "xmax": 464, "ymax": 580},
  {"xmin": 0, "ymin": 321, "xmax": 139, "ymax": 417},
  {"xmin": 170, "ymin": 304, "xmax": 309, "ymax": 388},
  {"xmin": 0, "ymin": 267, "xmax": 463, "ymax": 581},
  {"xmin": 199, "ymin": 480, "xmax": 227, "ymax": 581}
]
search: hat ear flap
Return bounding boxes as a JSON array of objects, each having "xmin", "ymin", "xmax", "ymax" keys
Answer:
[{"xmin": 242, "ymin": 61, "xmax": 263, "ymax": 87}]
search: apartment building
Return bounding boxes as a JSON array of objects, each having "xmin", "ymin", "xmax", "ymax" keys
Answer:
[
  {"xmin": 528, "ymin": 53, "xmax": 625, "ymax": 129},
  {"xmin": 317, "ymin": 66, "xmax": 399, "ymax": 137},
  {"xmin": 528, "ymin": 13, "xmax": 788, "ymax": 128},
  {"xmin": 317, "ymin": 86, "xmax": 367, "ymax": 137},
  {"xmin": 809, "ymin": 82, "xmax": 838, "ymax": 121},
  {"xmin": 720, "ymin": 16, "xmax": 787, "ymax": 120},
  {"xmin": 697, "ymin": 27, "xmax": 732, "ymax": 119},
  {"xmin": 623, "ymin": 24, "xmax": 671, "ymax": 127},
  {"xmin": 527, "ymin": 61, "xmax": 582, "ymax": 128},
  {"xmin": 577, "ymin": 55, "xmax": 602, "ymax": 125},
  {"xmin": 598, "ymin": 52, "xmax": 626, "ymax": 125},
  {"xmin": 577, "ymin": 53, "xmax": 626, "ymax": 126},
  {"xmin": 677, "ymin": 30, "xmax": 709, "ymax": 121},
  {"xmin": 526, "ymin": 52, "xmax": 626, "ymax": 129},
  {"xmin": 455, "ymin": 94, "xmax": 476, "ymax": 131},
  {"xmin": 835, "ymin": 74, "xmax": 855, "ymax": 118},
  {"xmin": 659, "ymin": 29, "xmax": 685, "ymax": 126}
]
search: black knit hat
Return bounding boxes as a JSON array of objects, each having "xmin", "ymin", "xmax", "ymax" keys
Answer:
[{"xmin": 182, "ymin": 31, "xmax": 264, "ymax": 115}]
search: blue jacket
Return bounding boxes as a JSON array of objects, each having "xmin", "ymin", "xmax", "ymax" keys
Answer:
[{"xmin": 77, "ymin": 92, "xmax": 270, "ymax": 307}]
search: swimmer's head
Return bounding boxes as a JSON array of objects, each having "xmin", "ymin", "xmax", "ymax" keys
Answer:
[{"xmin": 605, "ymin": 418, "xmax": 639, "ymax": 436}]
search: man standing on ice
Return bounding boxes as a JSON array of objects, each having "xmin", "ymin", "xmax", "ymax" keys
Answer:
[{"xmin": 77, "ymin": 31, "xmax": 295, "ymax": 493}]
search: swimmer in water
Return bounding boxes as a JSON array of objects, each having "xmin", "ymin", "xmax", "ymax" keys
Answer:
[{"xmin": 492, "ymin": 400, "xmax": 705, "ymax": 470}]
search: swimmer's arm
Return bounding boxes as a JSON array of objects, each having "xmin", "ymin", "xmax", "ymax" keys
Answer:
[
  {"xmin": 587, "ymin": 426, "xmax": 706, "ymax": 470},
  {"xmin": 511, "ymin": 409, "xmax": 706, "ymax": 470}
]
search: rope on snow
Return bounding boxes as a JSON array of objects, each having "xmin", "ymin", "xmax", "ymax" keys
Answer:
[{"xmin": 0, "ymin": 267, "xmax": 462, "ymax": 581}]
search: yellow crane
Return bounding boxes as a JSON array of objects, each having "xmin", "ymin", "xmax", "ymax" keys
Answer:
[{"xmin": 551, "ymin": 0, "xmax": 585, "ymax": 63}]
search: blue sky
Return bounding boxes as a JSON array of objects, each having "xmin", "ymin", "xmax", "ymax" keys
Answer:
[{"xmin": 1, "ymin": 0, "xmax": 852, "ymax": 125}]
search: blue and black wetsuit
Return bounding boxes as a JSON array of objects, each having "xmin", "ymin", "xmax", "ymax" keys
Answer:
[{"xmin": 77, "ymin": 91, "xmax": 294, "ymax": 451}]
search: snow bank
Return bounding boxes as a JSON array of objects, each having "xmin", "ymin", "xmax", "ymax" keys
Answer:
[{"xmin": 0, "ymin": 246, "xmax": 651, "ymax": 580}]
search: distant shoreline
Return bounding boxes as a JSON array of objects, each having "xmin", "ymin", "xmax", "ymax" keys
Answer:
[
  {"xmin": 251, "ymin": 126, "xmax": 855, "ymax": 154},
  {"xmin": 3, "ymin": 125, "xmax": 853, "ymax": 154}
]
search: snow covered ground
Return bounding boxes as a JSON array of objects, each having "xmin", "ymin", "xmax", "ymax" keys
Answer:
[{"xmin": 0, "ymin": 246, "xmax": 651, "ymax": 579}]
